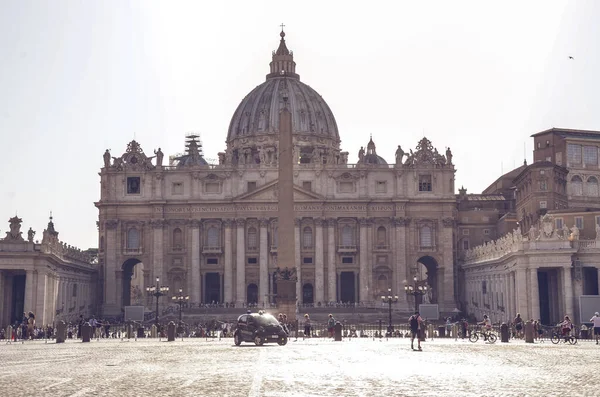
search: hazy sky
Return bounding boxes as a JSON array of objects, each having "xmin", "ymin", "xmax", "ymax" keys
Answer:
[{"xmin": 1, "ymin": 0, "xmax": 598, "ymax": 250}]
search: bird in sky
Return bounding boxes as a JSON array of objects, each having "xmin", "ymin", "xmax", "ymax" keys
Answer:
[{"xmin": 569, "ymin": 56, "xmax": 574, "ymax": 60}]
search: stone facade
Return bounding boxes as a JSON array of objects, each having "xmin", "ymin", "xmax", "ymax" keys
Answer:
[
  {"xmin": 97, "ymin": 31, "xmax": 458, "ymax": 317},
  {"xmin": 0, "ymin": 216, "xmax": 97, "ymax": 327}
]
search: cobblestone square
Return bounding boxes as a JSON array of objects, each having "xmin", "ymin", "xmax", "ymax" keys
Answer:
[{"xmin": 0, "ymin": 337, "xmax": 598, "ymax": 397}]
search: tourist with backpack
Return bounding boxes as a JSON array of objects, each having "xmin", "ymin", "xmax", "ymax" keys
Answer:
[{"xmin": 409, "ymin": 311, "xmax": 423, "ymax": 351}]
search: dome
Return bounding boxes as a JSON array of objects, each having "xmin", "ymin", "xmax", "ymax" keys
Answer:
[
  {"xmin": 359, "ymin": 136, "xmax": 388, "ymax": 165},
  {"xmin": 227, "ymin": 31, "xmax": 340, "ymax": 149}
]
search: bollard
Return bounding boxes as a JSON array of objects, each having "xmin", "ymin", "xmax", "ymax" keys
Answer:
[
  {"xmin": 500, "ymin": 323, "xmax": 510, "ymax": 343},
  {"xmin": 334, "ymin": 321, "xmax": 343, "ymax": 342},
  {"xmin": 452, "ymin": 324, "xmax": 458, "ymax": 340},
  {"xmin": 151, "ymin": 324, "xmax": 157, "ymax": 338},
  {"xmin": 56, "ymin": 321, "xmax": 66, "ymax": 343},
  {"xmin": 167, "ymin": 321, "xmax": 176, "ymax": 342},
  {"xmin": 81, "ymin": 322, "xmax": 92, "ymax": 343},
  {"xmin": 6, "ymin": 325, "xmax": 12, "ymax": 344},
  {"xmin": 524, "ymin": 321, "xmax": 535, "ymax": 343}
]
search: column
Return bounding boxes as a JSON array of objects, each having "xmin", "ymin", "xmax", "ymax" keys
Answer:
[
  {"xmin": 359, "ymin": 218, "xmax": 368, "ymax": 303},
  {"xmin": 235, "ymin": 218, "xmax": 246, "ymax": 305},
  {"xmin": 224, "ymin": 219, "xmax": 233, "ymax": 303},
  {"xmin": 295, "ymin": 218, "xmax": 301, "ymax": 303},
  {"xmin": 563, "ymin": 266, "xmax": 575, "ymax": 318},
  {"xmin": 516, "ymin": 268, "xmax": 528, "ymax": 319},
  {"xmin": 0, "ymin": 271, "xmax": 5, "ymax": 326},
  {"xmin": 336, "ymin": 273, "xmax": 341, "ymax": 302},
  {"xmin": 201, "ymin": 273, "xmax": 206, "ymax": 303},
  {"xmin": 327, "ymin": 219, "xmax": 336, "ymax": 302},
  {"xmin": 394, "ymin": 218, "xmax": 409, "ymax": 305},
  {"xmin": 151, "ymin": 219, "xmax": 164, "ymax": 285},
  {"xmin": 259, "ymin": 218, "xmax": 269, "ymax": 306},
  {"xmin": 530, "ymin": 267, "xmax": 540, "ymax": 321},
  {"xmin": 105, "ymin": 220, "xmax": 119, "ymax": 307},
  {"xmin": 190, "ymin": 221, "xmax": 201, "ymax": 303},
  {"xmin": 441, "ymin": 219, "xmax": 456, "ymax": 311},
  {"xmin": 314, "ymin": 218, "xmax": 325, "ymax": 304},
  {"xmin": 24, "ymin": 270, "xmax": 34, "ymax": 313}
]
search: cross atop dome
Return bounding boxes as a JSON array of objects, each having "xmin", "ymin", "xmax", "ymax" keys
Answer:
[{"xmin": 268, "ymin": 25, "xmax": 299, "ymax": 80}]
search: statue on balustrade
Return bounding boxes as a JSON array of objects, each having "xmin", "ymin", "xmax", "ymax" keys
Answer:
[{"xmin": 103, "ymin": 149, "xmax": 111, "ymax": 168}]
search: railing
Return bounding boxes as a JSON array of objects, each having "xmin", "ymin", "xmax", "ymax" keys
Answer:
[
  {"xmin": 123, "ymin": 247, "xmax": 143, "ymax": 255},
  {"xmin": 202, "ymin": 245, "xmax": 222, "ymax": 254},
  {"xmin": 374, "ymin": 244, "xmax": 389, "ymax": 250},
  {"xmin": 337, "ymin": 245, "xmax": 357, "ymax": 252},
  {"xmin": 575, "ymin": 240, "xmax": 597, "ymax": 250}
]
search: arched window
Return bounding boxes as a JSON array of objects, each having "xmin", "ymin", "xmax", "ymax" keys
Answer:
[
  {"xmin": 341, "ymin": 225, "xmax": 354, "ymax": 246},
  {"xmin": 207, "ymin": 227, "xmax": 219, "ymax": 247},
  {"xmin": 587, "ymin": 176, "xmax": 599, "ymax": 196},
  {"xmin": 172, "ymin": 228, "xmax": 183, "ymax": 249},
  {"xmin": 377, "ymin": 274, "xmax": 388, "ymax": 294},
  {"xmin": 571, "ymin": 176, "xmax": 583, "ymax": 196},
  {"xmin": 376, "ymin": 226, "xmax": 386, "ymax": 246},
  {"xmin": 303, "ymin": 227, "xmax": 313, "ymax": 249},
  {"xmin": 127, "ymin": 228, "xmax": 140, "ymax": 249},
  {"xmin": 420, "ymin": 226, "xmax": 433, "ymax": 248},
  {"xmin": 247, "ymin": 227, "xmax": 257, "ymax": 250}
]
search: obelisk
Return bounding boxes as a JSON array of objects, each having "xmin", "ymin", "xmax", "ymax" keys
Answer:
[{"xmin": 276, "ymin": 85, "xmax": 297, "ymax": 319}]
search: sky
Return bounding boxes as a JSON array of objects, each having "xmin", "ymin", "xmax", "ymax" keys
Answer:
[{"xmin": 1, "ymin": 0, "xmax": 599, "ymax": 250}]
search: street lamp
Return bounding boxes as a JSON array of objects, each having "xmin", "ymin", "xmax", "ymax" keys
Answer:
[
  {"xmin": 172, "ymin": 288, "xmax": 190, "ymax": 328},
  {"xmin": 381, "ymin": 288, "xmax": 399, "ymax": 335},
  {"xmin": 404, "ymin": 276, "xmax": 429, "ymax": 312},
  {"xmin": 146, "ymin": 277, "xmax": 169, "ymax": 330}
]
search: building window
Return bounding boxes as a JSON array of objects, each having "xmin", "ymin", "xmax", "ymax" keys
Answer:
[
  {"xmin": 583, "ymin": 146, "xmax": 598, "ymax": 166},
  {"xmin": 556, "ymin": 152, "xmax": 563, "ymax": 165},
  {"xmin": 484, "ymin": 229, "xmax": 490, "ymax": 235},
  {"xmin": 539, "ymin": 201, "xmax": 547, "ymax": 209},
  {"xmin": 571, "ymin": 176, "xmax": 583, "ymax": 196},
  {"xmin": 540, "ymin": 170, "xmax": 545, "ymax": 175},
  {"xmin": 482, "ymin": 280, "xmax": 487, "ymax": 295},
  {"xmin": 247, "ymin": 257, "xmax": 257, "ymax": 264},
  {"xmin": 575, "ymin": 217, "xmax": 584, "ymax": 230},
  {"xmin": 247, "ymin": 182, "xmax": 257, "ymax": 192},
  {"xmin": 567, "ymin": 144, "xmax": 582, "ymax": 164},
  {"xmin": 555, "ymin": 218, "xmax": 564, "ymax": 230},
  {"xmin": 462, "ymin": 239, "xmax": 469, "ymax": 250},
  {"xmin": 546, "ymin": 140, "xmax": 550, "ymax": 147},
  {"xmin": 462, "ymin": 229, "xmax": 470, "ymax": 235},
  {"xmin": 376, "ymin": 181, "xmax": 387, "ymax": 193},
  {"xmin": 172, "ymin": 182, "xmax": 183, "ymax": 195},
  {"xmin": 127, "ymin": 177, "xmax": 140, "ymax": 194},
  {"xmin": 419, "ymin": 226, "xmax": 433, "ymax": 248},
  {"xmin": 587, "ymin": 177, "xmax": 599, "ymax": 196},
  {"xmin": 341, "ymin": 225, "xmax": 354, "ymax": 246},
  {"xmin": 205, "ymin": 182, "xmax": 221, "ymax": 194},
  {"xmin": 207, "ymin": 227, "xmax": 219, "ymax": 247},
  {"xmin": 302, "ymin": 227, "xmax": 313, "ymax": 249},
  {"xmin": 127, "ymin": 228, "xmax": 140, "ymax": 249},
  {"xmin": 247, "ymin": 227, "xmax": 257, "ymax": 250},
  {"xmin": 342, "ymin": 257, "xmax": 353, "ymax": 264},
  {"xmin": 539, "ymin": 180, "xmax": 547, "ymax": 191},
  {"xmin": 172, "ymin": 228, "xmax": 183, "ymax": 249},
  {"xmin": 207, "ymin": 257, "xmax": 218, "ymax": 265},
  {"xmin": 302, "ymin": 181, "xmax": 312, "ymax": 191},
  {"xmin": 303, "ymin": 257, "xmax": 313, "ymax": 264},
  {"xmin": 376, "ymin": 226, "xmax": 387, "ymax": 246},
  {"xmin": 339, "ymin": 181, "xmax": 354, "ymax": 193},
  {"xmin": 419, "ymin": 175, "xmax": 432, "ymax": 192}
]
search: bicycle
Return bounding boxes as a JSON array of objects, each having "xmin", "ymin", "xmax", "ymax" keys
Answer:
[
  {"xmin": 469, "ymin": 327, "xmax": 497, "ymax": 344},
  {"xmin": 550, "ymin": 326, "xmax": 578, "ymax": 345}
]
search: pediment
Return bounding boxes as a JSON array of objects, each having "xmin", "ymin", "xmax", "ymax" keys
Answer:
[{"xmin": 234, "ymin": 180, "xmax": 325, "ymax": 201}]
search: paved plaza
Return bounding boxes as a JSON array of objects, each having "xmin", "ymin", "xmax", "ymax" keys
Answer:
[{"xmin": 0, "ymin": 337, "xmax": 598, "ymax": 397}]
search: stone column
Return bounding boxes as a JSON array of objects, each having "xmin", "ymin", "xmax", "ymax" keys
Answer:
[
  {"xmin": 295, "ymin": 219, "xmax": 301, "ymax": 303},
  {"xmin": 24, "ymin": 270, "xmax": 34, "ymax": 314},
  {"xmin": 105, "ymin": 220, "xmax": 119, "ymax": 307},
  {"xmin": 0, "ymin": 271, "xmax": 5, "ymax": 326},
  {"xmin": 327, "ymin": 219, "xmax": 336, "ymax": 302},
  {"xmin": 236, "ymin": 218, "xmax": 246, "ymax": 305},
  {"xmin": 359, "ymin": 218, "xmax": 368, "ymax": 303},
  {"xmin": 563, "ymin": 266, "xmax": 575, "ymax": 319},
  {"xmin": 224, "ymin": 219, "xmax": 233, "ymax": 303},
  {"xmin": 440, "ymin": 218, "xmax": 456, "ymax": 311},
  {"xmin": 259, "ymin": 218, "xmax": 269, "ymax": 306},
  {"xmin": 151, "ymin": 219, "xmax": 165, "ymax": 285},
  {"xmin": 201, "ymin": 273, "xmax": 206, "ymax": 303},
  {"xmin": 530, "ymin": 267, "xmax": 540, "ymax": 321},
  {"xmin": 189, "ymin": 220, "xmax": 201, "ymax": 303},
  {"xmin": 394, "ymin": 217, "xmax": 409, "ymax": 305},
  {"xmin": 315, "ymin": 218, "xmax": 325, "ymax": 304},
  {"xmin": 516, "ymin": 268, "xmax": 528, "ymax": 319}
]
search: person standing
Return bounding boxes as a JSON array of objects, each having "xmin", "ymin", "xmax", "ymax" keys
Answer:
[
  {"xmin": 409, "ymin": 311, "xmax": 423, "ymax": 351},
  {"xmin": 590, "ymin": 312, "xmax": 600, "ymax": 345},
  {"xmin": 327, "ymin": 314, "xmax": 336, "ymax": 338},
  {"xmin": 27, "ymin": 312, "xmax": 35, "ymax": 340},
  {"xmin": 513, "ymin": 313, "xmax": 523, "ymax": 339},
  {"xmin": 303, "ymin": 314, "xmax": 311, "ymax": 337}
]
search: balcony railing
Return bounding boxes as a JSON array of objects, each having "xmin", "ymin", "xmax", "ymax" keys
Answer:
[
  {"xmin": 202, "ymin": 245, "xmax": 222, "ymax": 254},
  {"xmin": 270, "ymin": 245, "xmax": 278, "ymax": 253},
  {"xmin": 337, "ymin": 245, "xmax": 357, "ymax": 253},
  {"xmin": 374, "ymin": 244, "xmax": 389, "ymax": 251},
  {"xmin": 574, "ymin": 240, "xmax": 597, "ymax": 250},
  {"xmin": 123, "ymin": 247, "xmax": 143, "ymax": 255}
]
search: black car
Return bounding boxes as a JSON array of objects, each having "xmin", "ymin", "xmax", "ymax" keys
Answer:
[{"xmin": 233, "ymin": 312, "xmax": 288, "ymax": 346}]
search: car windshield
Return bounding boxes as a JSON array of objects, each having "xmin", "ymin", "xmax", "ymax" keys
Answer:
[{"xmin": 252, "ymin": 314, "xmax": 280, "ymax": 327}]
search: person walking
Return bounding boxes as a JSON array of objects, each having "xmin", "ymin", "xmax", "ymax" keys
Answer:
[
  {"xmin": 590, "ymin": 312, "xmax": 600, "ymax": 345},
  {"xmin": 409, "ymin": 311, "xmax": 423, "ymax": 351},
  {"xmin": 514, "ymin": 313, "xmax": 524, "ymax": 339},
  {"xmin": 327, "ymin": 314, "xmax": 336, "ymax": 338},
  {"xmin": 27, "ymin": 312, "xmax": 35, "ymax": 340},
  {"xmin": 303, "ymin": 314, "xmax": 311, "ymax": 338}
]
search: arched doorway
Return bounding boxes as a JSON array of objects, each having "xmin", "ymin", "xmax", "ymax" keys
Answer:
[
  {"xmin": 122, "ymin": 258, "xmax": 143, "ymax": 307},
  {"xmin": 302, "ymin": 283, "xmax": 314, "ymax": 304},
  {"xmin": 247, "ymin": 284, "xmax": 258, "ymax": 304},
  {"xmin": 414, "ymin": 256, "xmax": 438, "ymax": 304}
]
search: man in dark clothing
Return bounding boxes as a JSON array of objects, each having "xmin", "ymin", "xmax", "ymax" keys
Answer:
[{"xmin": 408, "ymin": 311, "xmax": 423, "ymax": 351}]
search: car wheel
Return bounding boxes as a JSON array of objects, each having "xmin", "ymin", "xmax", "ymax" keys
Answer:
[
  {"xmin": 234, "ymin": 332, "xmax": 242, "ymax": 346},
  {"xmin": 278, "ymin": 336, "xmax": 288, "ymax": 346},
  {"xmin": 254, "ymin": 335, "xmax": 263, "ymax": 346}
]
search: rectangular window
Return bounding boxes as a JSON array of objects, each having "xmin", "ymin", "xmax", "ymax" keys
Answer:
[
  {"xmin": 206, "ymin": 258, "xmax": 218, "ymax": 265},
  {"xmin": 377, "ymin": 255, "xmax": 387, "ymax": 264},
  {"xmin": 205, "ymin": 182, "xmax": 220, "ymax": 194},
  {"xmin": 575, "ymin": 217, "xmax": 584, "ymax": 229},
  {"xmin": 303, "ymin": 257, "xmax": 313, "ymax": 264},
  {"xmin": 419, "ymin": 175, "xmax": 432, "ymax": 192},
  {"xmin": 484, "ymin": 229, "xmax": 490, "ymax": 235},
  {"xmin": 127, "ymin": 177, "xmax": 141, "ymax": 194},
  {"xmin": 172, "ymin": 182, "xmax": 183, "ymax": 195},
  {"xmin": 247, "ymin": 182, "xmax": 257, "ymax": 192},
  {"xmin": 462, "ymin": 229, "xmax": 470, "ymax": 235},
  {"xmin": 539, "ymin": 180, "xmax": 547, "ymax": 191},
  {"xmin": 462, "ymin": 240, "xmax": 469, "ymax": 250},
  {"xmin": 339, "ymin": 181, "xmax": 354, "ymax": 193},
  {"xmin": 341, "ymin": 257, "xmax": 353, "ymax": 264},
  {"xmin": 375, "ymin": 181, "xmax": 387, "ymax": 193},
  {"xmin": 302, "ymin": 181, "xmax": 312, "ymax": 191},
  {"xmin": 584, "ymin": 146, "xmax": 598, "ymax": 165},
  {"xmin": 540, "ymin": 170, "xmax": 545, "ymax": 175},
  {"xmin": 555, "ymin": 218, "xmax": 563, "ymax": 229},
  {"xmin": 567, "ymin": 144, "xmax": 582, "ymax": 164},
  {"xmin": 539, "ymin": 201, "xmax": 547, "ymax": 209},
  {"xmin": 247, "ymin": 257, "xmax": 257, "ymax": 264}
]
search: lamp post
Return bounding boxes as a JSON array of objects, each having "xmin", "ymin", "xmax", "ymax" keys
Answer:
[
  {"xmin": 172, "ymin": 288, "xmax": 189, "ymax": 327},
  {"xmin": 146, "ymin": 277, "xmax": 169, "ymax": 331},
  {"xmin": 381, "ymin": 288, "xmax": 398, "ymax": 335},
  {"xmin": 404, "ymin": 276, "xmax": 429, "ymax": 313}
]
